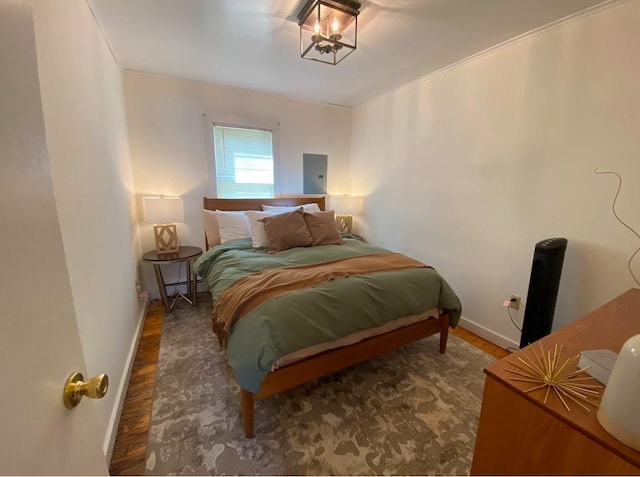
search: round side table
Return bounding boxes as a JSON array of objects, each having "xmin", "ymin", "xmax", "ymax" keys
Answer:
[{"xmin": 142, "ymin": 246, "xmax": 203, "ymax": 312}]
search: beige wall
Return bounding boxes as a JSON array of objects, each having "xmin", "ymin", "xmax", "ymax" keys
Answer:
[
  {"xmin": 351, "ymin": 1, "xmax": 640, "ymax": 348},
  {"xmin": 32, "ymin": 0, "xmax": 143, "ymax": 458},
  {"xmin": 123, "ymin": 72, "xmax": 352, "ymax": 297}
]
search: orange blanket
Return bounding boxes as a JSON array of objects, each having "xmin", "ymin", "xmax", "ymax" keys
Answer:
[{"xmin": 212, "ymin": 252, "xmax": 427, "ymax": 346}]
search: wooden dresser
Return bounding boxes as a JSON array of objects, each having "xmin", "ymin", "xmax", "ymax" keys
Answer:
[{"xmin": 471, "ymin": 288, "xmax": 640, "ymax": 475}]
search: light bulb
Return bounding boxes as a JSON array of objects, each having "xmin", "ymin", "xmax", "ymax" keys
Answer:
[
  {"xmin": 314, "ymin": 21, "xmax": 320, "ymax": 34},
  {"xmin": 332, "ymin": 18, "xmax": 339, "ymax": 33}
]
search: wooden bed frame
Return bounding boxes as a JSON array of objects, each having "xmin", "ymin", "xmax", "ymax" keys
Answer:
[{"xmin": 203, "ymin": 196, "xmax": 451, "ymax": 437}]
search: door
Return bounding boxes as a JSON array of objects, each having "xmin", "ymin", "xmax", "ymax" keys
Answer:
[{"xmin": 0, "ymin": 1, "xmax": 107, "ymax": 474}]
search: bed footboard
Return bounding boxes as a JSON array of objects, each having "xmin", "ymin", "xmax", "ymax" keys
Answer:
[{"xmin": 239, "ymin": 313, "xmax": 451, "ymax": 438}]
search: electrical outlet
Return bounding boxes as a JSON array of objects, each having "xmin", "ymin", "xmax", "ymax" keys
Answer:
[{"xmin": 509, "ymin": 294, "xmax": 521, "ymax": 310}]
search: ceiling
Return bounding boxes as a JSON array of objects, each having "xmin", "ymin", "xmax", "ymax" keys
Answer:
[{"xmin": 89, "ymin": 0, "xmax": 610, "ymax": 107}]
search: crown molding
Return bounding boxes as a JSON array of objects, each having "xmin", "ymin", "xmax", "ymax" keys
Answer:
[{"xmin": 395, "ymin": 0, "xmax": 629, "ymax": 97}]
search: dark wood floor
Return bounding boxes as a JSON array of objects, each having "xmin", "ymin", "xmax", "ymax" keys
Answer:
[
  {"xmin": 452, "ymin": 326, "xmax": 509, "ymax": 360},
  {"xmin": 109, "ymin": 301, "xmax": 163, "ymax": 475},
  {"xmin": 109, "ymin": 299, "xmax": 509, "ymax": 475}
]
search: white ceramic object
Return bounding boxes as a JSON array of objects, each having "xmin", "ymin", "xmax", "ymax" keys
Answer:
[{"xmin": 596, "ymin": 333, "xmax": 640, "ymax": 451}]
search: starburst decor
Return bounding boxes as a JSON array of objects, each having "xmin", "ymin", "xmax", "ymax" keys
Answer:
[{"xmin": 506, "ymin": 343, "xmax": 603, "ymax": 412}]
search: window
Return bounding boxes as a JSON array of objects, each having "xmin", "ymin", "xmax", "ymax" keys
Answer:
[
  {"xmin": 203, "ymin": 113, "xmax": 280, "ymax": 198},
  {"xmin": 213, "ymin": 124, "xmax": 274, "ymax": 198},
  {"xmin": 205, "ymin": 115, "xmax": 278, "ymax": 198}
]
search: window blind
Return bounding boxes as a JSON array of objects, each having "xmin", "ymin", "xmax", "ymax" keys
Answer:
[{"xmin": 213, "ymin": 125, "xmax": 274, "ymax": 198}]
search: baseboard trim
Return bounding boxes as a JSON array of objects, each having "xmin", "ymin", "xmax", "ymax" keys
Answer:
[
  {"xmin": 458, "ymin": 315, "xmax": 519, "ymax": 351},
  {"xmin": 103, "ymin": 295, "xmax": 149, "ymax": 463}
]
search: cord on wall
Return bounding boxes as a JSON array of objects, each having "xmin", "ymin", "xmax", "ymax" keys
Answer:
[
  {"xmin": 507, "ymin": 307, "xmax": 522, "ymax": 333},
  {"xmin": 504, "ymin": 297, "xmax": 521, "ymax": 353},
  {"xmin": 593, "ymin": 168, "xmax": 640, "ymax": 288}
]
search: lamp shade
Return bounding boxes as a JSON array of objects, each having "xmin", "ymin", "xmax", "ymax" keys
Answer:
[
  {"xmin": 596, "ymin": 333, "xmax": 640, "ymax": 451},
  {"xmin": 331, "ymin": 195, "xmax": 362, "ymax": 215},
  {"xmin": 143, "ymin": 196, "xmax": 184, "ymax": 224}
]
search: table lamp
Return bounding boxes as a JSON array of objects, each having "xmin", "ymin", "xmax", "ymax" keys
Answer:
[
  {"xmin": 143, "ymin": 196, "xmax": 184, "ymax": 254},
  {"xmin": 596, "ymin": 333, "xmax": 640, "ymax": 451},
  {"xmin": 331, "ymin": 195, "xmax": 362, "ymax": 234}
]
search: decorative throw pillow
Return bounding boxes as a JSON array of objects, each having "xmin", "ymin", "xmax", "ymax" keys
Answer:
[
  {"xmin": 304, "ymin": 210, "xmax": 344, "ymax": 246},
  {"xmin": 261, "ymin": 203, "xmax": 321, "ymax": 213},
  {"xmin": 203, "ymin": 209, "xmax": 221, "ymax": 248},
  {"xmin": 245, "ymin": 209, "xmax": 291, "ymax": 248},
  {"xmin": 215, "ymin": 210, "xmax": 251, "ymax": 243},
  {"xmin": 259, "ymin": 208, "xmax": 313, "ymax": 253}
]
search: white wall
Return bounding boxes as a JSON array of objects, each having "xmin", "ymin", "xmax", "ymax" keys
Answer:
[
  {"xmin": 124, "ymin": 72, "xmax": 352, "ymax": 297},
  {"xmin": 351, "ymin": 1, "xmax": 640, "ymax": 348},
  {"xmin": 32, "ymin": 0, "xmax": 143, "ymax": 458}
]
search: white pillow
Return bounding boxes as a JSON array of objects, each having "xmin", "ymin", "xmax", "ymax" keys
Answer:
[
  {"xmin": 203, "ymin": 209, "xmax": 221, "ymax": 249},
  {"xmin": 262, "ymin": 203, "xmax": 321, "ymax": 213},
  {"xmin": 215, "ymin": 210, "xmax": 251, "ymax": 243},
  {"xmin": 245, "ymin": 209, "xmax": 295, "ymax": 248}
]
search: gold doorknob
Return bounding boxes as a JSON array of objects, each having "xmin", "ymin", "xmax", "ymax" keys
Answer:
[{"xmin": 63, "ymin": 372, "xmax": 109, "ymax": 409}]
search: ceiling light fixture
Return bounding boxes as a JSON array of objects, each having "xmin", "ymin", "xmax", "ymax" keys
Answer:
[{"xmin": 297, "ymin": 0, "xmax": 361, "ymax": 65}]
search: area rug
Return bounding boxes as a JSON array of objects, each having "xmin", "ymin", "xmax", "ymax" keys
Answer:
[{"xmin": 146, "ymin": 294, "xmax": 495, "ymax": 475}]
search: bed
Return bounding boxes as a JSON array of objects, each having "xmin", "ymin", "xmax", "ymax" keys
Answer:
[{"xmin": 195, "ymin": 196, "xmax": 462, "ymax": 437}]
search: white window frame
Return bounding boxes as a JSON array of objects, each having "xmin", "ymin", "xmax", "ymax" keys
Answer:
[{"xmin": 203, "ymin": 113, "xmax": 281, "ymax": 198}]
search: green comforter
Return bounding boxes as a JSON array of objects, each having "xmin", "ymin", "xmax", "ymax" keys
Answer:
[{"xmin": 194, "ymin": 238, "xmax": 462, "ymax": 393}]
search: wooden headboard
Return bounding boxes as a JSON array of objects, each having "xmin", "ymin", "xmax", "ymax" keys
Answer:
[{"xmin": 203, "ymin": 196, "xmax": 326, "ymax": 212}]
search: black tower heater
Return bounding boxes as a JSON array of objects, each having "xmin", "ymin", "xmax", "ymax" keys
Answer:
[{"xmin": 519, "ymin": 237, "xmax": 568, "ymax": 349}]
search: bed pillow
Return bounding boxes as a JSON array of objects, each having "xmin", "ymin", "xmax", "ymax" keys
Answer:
[
  {"xmin": 245, "ymin": 209, "xmax": 292, "ymax": 248},
  {"xmin": 215, "ymin": 210, "xmax": 251, "ymax": 243},
  {"xmin": 259, "ymin": 208, "xmax": 313, "ymax": 253},
  {"xmin": 261, "ymin": 203, "xmax": 321, "ymax": 213},
  {"xmin": 304, "ymin": 210, "xmax": 344, "ymax": 246},
  {"xmin": 203, "ymin": 210, "xmax": 221, "ymax": 248}
]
